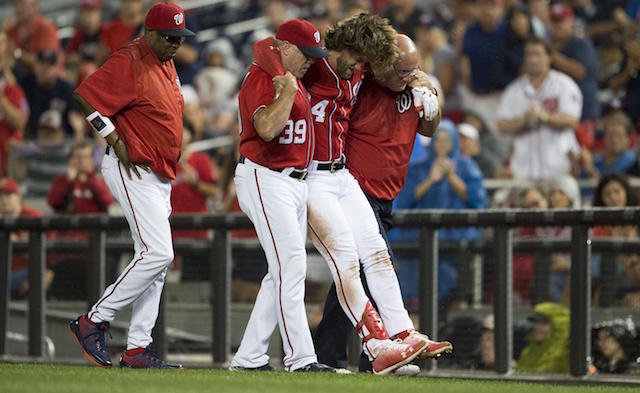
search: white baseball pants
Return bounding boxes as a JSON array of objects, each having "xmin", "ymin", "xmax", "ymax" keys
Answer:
[
  {"xmin": 230, "ymin": 161, "xmax": 317, "ymax": 371},
  {"xmin": 306, "ymin": 169, "xmax": 414, "ymax": 337},
  {"xmin": 88, "ymin": 149, "xmax": 174, "ymax": 350}
]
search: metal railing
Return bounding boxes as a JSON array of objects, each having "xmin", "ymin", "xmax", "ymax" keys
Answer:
[{"xmin": 1, "ymin": 208, "xmax": 640, "ymax": 376}]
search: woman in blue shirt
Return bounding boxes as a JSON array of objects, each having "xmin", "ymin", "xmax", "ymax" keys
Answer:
[{"xmin": 391, "ymin": 119, "xmax": 488, "ymax": 305}]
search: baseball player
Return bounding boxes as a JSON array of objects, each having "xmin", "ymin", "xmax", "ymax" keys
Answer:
[
  {"xmin": 68, "ymin": 3, "xmax": 193, "ymax": 369},
  {"xmin": 301, "ymin": 18, "xmax": 449, "ymax": 375},
  {"xmin": 229, "ymin": 19, "xmax": 336, "ymax": 373},
  {"xmin": 496, "ymin": 36, "xmax": 582, "ymax": 180},
  {"xmin": 311, "ymin": 33, "xmax": 454, "ymax": 375}
]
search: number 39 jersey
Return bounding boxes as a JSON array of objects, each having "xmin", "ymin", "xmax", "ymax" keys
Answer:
[
  {"xmin": 238, "ymin": 64, "xmax": 315, "ymax": 170},
  {"xmin": 303, "ymin": 58, "xmax": 364, "ymax": 162}
]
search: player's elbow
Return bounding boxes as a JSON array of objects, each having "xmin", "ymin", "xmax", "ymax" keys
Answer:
[{"xmin": 255, "ymin": 128, "xmax": 277, "ymax": 141}]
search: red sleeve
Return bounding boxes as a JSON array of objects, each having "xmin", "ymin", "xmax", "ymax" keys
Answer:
[
  {"xmin": 193, "ymin": 153, "xmax": 217, "ymax": 184},
  {"xmin": 87, "ymin": 172, "xmax": 114, "ymax": 210},
  {"xmin": 3, "ymin": 83, "xmax": 29, "ymax": 134},
  {"xmin": 65, "ymin": 29, "xmax": 84, "ymax": 54},
  {"xmin": 75, "ymin": 51, "xmax": 137, "ymax": 116},
  {"xmin": 245, "ymin": 70, "xmax": 276, "ymax": 118},
  {"xmin": 47, "ymin": 175, "xmax": 73, "ymax": 211}
]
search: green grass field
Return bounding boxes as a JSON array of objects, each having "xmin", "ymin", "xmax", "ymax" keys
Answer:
[{"xmin": 0, "ymin": 364, "xmax": 637, "ymax": 393}]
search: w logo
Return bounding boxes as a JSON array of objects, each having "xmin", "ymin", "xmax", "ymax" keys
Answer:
[
  {"xmin": 396, "ymin": 91, "xmax": 412, "ymax": 114},
  {"xmin": 174, "ymin": 13, "xmax": 184, "ymax": 25}
]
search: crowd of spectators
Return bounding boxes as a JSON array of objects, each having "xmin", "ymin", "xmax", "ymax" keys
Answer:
[{"xmin": 2, "ymin": 0, "xmax": 640, "ymax": 374}]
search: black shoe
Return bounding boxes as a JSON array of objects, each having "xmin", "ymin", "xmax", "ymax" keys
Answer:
[
  {"xmin": 69, "ymin": 314, "xmax": 112, "ymax": 368},
  {"xmin": 229, "ymin": 364, "xmax": 274, "ymax": 371},
  {"xmin": 294, "ymin": 362, "xmax": 336, "ymax": 372}
]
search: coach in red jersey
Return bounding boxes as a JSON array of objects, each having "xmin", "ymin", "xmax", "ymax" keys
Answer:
[
  {"xmin": 347, "ymin": 34, "xmax": 440, "ymax": 201},
  {"xmin": 68, "ymin": 2, "xmax": 193, "ymax": 369},
  {"xmin": 230, "ymin": 19, "xmax": 336, "ymax": 373},
  {"xmin": 314, "ymin": 34, "xmax": 444, "ymax": 373}
]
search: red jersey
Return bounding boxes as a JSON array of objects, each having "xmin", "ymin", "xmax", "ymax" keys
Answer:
[
  {"xmin": 0, "ymin": 80, "xmax": 29, "ymax": 176},
  {"xmin": 47, "ymin": 172, "xmax": 113, "ymax": 239},
  {"xmin": 76, "ymin": 37, "xmax": 184, "ymax": 179},
  {"xmin": 304, "ymin": 58, "xmax": 364, "ymax": 161},
  {"xmin": 345, "ymin": 78, "xmax": 420, "ymax": 201},
  {"xmin": 238, "ymin": 37, "xmax": 314, "ymax": 170},
  {"xmin": 171, "ymin": 152, "xmax": 218, "ymax": 239}
]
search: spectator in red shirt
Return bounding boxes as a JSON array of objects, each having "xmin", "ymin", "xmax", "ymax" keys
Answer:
[
  {"xmin": 169, "ymin": 122, "xmax": 219, "ymax": 281},
  {"xmin": 0, "ymin": 177, "xmax": 52, "ymax": 299},
  {"xmin": 64, "ymin": 0, "xmax": 105, "ymax": 85},
  {"xmin": 0, "ymin": 31, "xmax": 29, "ymax": 177},
  {"xmin": 171, "ymin": 121, "xmax": 219, "ymax": 238},
  {"xmin": 97, "ymin": 0, "xmax": 145, "ymax": 62},
  {"xmin": 47, "ymin": 140, "xmax": 113, "ymax": 228},
  {"xmin": 6, "ymin": 0, "xmax": 61, "ymax": 77}
]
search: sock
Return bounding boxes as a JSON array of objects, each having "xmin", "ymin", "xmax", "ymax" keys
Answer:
[
  {"xmin": 125, "ymin": 347, "xmax": 146, "ymax": 356},
  {"xmin": 394, "ymin": 329, "xmax": 412, "ymax": 340}
]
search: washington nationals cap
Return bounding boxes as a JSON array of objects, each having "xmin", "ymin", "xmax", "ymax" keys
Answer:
[
  {"xmin": 80, "ymin": 0, "xmax": 101, "ymax": 9},
  {"xmin": 0, "ymin": 178, "xmax": 20, "ymax": 194},
  {"xmin": 145, "ymin": 2, "xmax": 195, "ymax": 37},
  {"xmin": 276, "ymin": 19, "xmax": 329, "ymax": 58},
  {"xmin": 550, "ymin": 4, "xmax": 574, "ymax": 21}
]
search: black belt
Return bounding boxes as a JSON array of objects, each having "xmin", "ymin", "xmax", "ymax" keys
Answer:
[
  {"xmin": 239, "ymin": 155, "xmax": 307, "ymax": 181},
  {"xmin": 271, "ymin": 167, "xmax": 308, "ymax": 180},
  {"xmin": 317, "ymin": 159, "xmax": 344, "ymax": 172}
]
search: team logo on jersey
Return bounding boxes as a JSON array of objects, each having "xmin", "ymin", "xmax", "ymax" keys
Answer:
[
  {"xmin": 174, "ymin": 13, "xmax": 184, "ymax": 25},
  {"xmin": 314, "ymin": 31, "xmax": 320, "ymax": 43},
  {"xmin": 396, "ymin": 91, "xmax": 412, "ymax": 114}
]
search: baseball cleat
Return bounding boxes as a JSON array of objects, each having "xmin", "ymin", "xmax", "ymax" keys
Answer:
[
  {"xmin": 69, "ymin": 314, "xmax": 112, "ymax": 368},
  {"xmin": 389, "ymin": 364, "xmax": 421, "ymax": 377},
  {"xmin": 408, "ymin": 330, "xmax": 453, "ymax": 361},
  {"xmin": 293, "ymin": 362, "xmax": 336, "ymax": 372},
  {"xmin": 228, "ymin": 364, "xmax": 274, "ymax": 371},
  {"xmin": 119, "ymin": 347, "xmax": 183, "ymax": 369},
  {"xmin": 367, "ymin": 338, "xmax": 429, "ymax": 375}
]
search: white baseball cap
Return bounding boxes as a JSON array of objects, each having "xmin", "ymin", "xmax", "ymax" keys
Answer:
[{"xmin": 457, "ymin": 123, "xmax": 479, "ymax": 140}]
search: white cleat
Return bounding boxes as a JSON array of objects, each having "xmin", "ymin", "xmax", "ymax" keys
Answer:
[{"xmin": 389, "ymin": 364, "xmax": 420, "ymax": 377}]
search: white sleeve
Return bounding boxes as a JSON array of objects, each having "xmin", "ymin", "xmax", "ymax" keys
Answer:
[
  {"xmin": 496, "ymin": 83, "xmax": 519, "ymax": 121},
  {"xmin": 558, "ymin": 77, "xmax": 583, "ymax": 120}
]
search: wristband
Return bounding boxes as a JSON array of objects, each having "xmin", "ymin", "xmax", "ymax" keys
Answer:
[{"xmin": 86, "ymin": 111, "xmax": 115, "ymax": 138}]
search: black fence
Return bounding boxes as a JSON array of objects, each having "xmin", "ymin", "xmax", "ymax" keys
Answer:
[{"xmin": 1, "ymin": 208, "xmax": 640, "ymax": 377}]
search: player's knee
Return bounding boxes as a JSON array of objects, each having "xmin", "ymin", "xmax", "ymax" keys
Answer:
[
  {"xmin": 148, "ymin": 246, "xmax": 174, "ymax": 266},
  {"xmin": 362, "ymin": 249, "xmax": 393, "ymax": 273}
]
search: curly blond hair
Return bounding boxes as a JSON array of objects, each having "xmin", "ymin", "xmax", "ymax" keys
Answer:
[{"xmin": 324, "ymin": 13, "xmax": 398, "ymax": 77}]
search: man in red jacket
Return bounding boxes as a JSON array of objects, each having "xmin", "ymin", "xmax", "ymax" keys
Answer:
[
  {"xmin": 68, "ymin": 2, "xmax": 193, "ymax": 370},
  {"xmin": 48, "ymin": 140, "xmax": 113, "ymax": 219}
]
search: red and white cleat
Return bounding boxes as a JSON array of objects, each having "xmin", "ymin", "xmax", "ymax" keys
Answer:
[{"xmin": 366, "ymin": 338, "xmax": 429, "ymax": 375}]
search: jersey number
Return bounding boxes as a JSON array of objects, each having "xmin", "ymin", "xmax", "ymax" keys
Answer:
[
  {"xmin": 311, "ymin": 100, "xmax": 329, "ymax": 123},
  {"xmin": 279, "ymin": 120, "xmax": 306, "ymax": 144}
]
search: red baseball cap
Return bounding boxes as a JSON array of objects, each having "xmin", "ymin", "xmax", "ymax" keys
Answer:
[
  {"xmin": 0, "ymin": 178, "xmax": 20, "ymax": 194},
  {"xmin": 80, "ymin": 0, "xmax": 102, "ymax": 9},
  {"xmin": 276, "ymin": 19, "xmax": 329, "ymax": 58},
  {"xmin": 145, "ymin": 2, "xmax": 195, "ymax": 37},
  {"xmin": 550, "ymin": 4, "xmax": 574, "ymax": 21}
]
